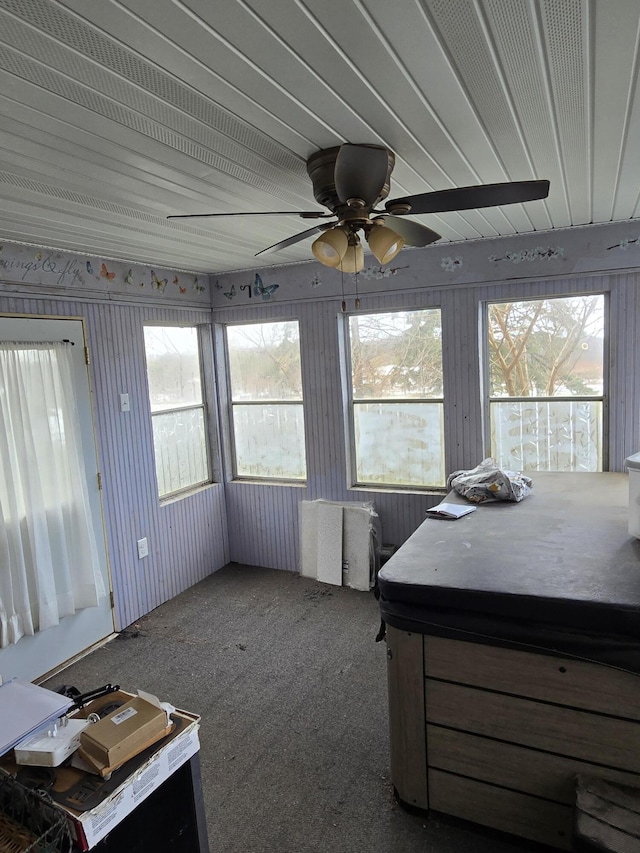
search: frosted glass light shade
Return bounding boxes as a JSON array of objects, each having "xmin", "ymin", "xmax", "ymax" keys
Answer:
[
  {"xmin": 367, "ymin": 225, "xmax": 404, "ymax": 264},
  {"xmin": 340, "ymin": 241, "xmax": 364, "ymax": 273},
  {"xmin": 312, "ymin": 228, "xmax": 349, "ymax": 267}
]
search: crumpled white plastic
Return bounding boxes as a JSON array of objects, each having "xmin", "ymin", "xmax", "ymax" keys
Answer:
[{"xmin": 446, "ymin": 457, "xmax": 533, "ymax": 503}]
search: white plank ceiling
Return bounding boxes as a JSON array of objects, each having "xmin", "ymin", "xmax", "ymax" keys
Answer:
[{"xmin": 1, "ymin": 0, "xmax": 639, "ymax": 274}]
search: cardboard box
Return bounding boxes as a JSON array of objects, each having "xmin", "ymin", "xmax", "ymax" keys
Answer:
[{"xmin": 79, "ymin": 693, "xmax": 169, "ymax": 773}]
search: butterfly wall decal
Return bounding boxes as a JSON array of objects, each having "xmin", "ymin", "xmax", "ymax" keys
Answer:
[
  {"xmin": 100, "ymin": 262, "xmax": 115, "ymax": 281},
  {"xmin": 86, "ymin": 261, "xmax": 94, "ymax": 274},
  {"xmin": 253, "ymin": 273, "xmax": 278, "ymax": 301},
  {"xmin": 150, "ymin": 270, "xmax": 168, "ymax": 292},
  {"xmin": 224, "ymin": 284, "xmax": 236, "ymax": 300}
]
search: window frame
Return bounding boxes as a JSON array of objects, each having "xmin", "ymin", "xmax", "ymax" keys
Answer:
[
  {"xmin": 481, "ymin": 293, "xmax": 609, "ymax": 472},
  {"xmin": 343, "ymin": 306, "xmax": 446, "ymax": 491},
  {"xmin": 143, "ymin": 322, "xmax": 214, "ymax": 501},
  {"xmin": 224, "ymin": 318, "xmax": 307, "ymax": 484}
]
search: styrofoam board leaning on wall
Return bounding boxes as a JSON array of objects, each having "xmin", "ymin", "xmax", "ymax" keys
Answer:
[{"xmin": 299, "ymin": 500, "xmax": 381, "ymax": 592}]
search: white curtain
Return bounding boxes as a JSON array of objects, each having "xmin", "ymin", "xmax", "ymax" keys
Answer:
[{"xmin": 0, "ymin": 342, "xmax": 105, "ymax": 648}]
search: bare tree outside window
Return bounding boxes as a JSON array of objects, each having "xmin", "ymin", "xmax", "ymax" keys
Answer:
[
  {"xmin": 227, "ymin": 322, "xmax": 302, "ymax": 401},
  {"xmin": 350, "ymin": 310, "xmax": 443, "ymax": 399},
  {"xmin": 348, "ymin": 309, "xmax": 444, "ymax": 488},
  {"xmin": 487, "ymin": 295, "xmax": 605, "ymax": 472},
  {"xmin": 144, "ymin": 325, "xmax": 210, "ymax": 498},
  {"xmin": 226, "ymin": 321, "xmax": 306, "ymax": 480}
]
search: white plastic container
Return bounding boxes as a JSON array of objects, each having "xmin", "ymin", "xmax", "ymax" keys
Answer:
[
  {"xmin": 14, "ymin": 718, "xmax": 90, "ymax": 766},
  {"xmin": 625, "ymin": 452, "xmax": 640, "ymax": 538}
]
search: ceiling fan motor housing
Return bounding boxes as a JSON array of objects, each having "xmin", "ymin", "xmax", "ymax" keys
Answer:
[{"xmin": 306, "ymin": 145, "xmax": 395, "ymax": 214}]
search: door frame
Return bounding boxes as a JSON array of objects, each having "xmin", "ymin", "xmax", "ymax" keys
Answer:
[{"xmin": 0, "ymin": 313, "xmax": 116, "ymax": 682}]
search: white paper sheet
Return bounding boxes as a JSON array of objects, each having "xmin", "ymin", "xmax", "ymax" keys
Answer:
[{"xmin": 0, "ymin": 680, "xmax": 72, "ymax": 756}]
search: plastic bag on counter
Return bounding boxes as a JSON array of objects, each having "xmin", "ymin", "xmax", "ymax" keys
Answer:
[{"xmin": 446, "ymin": 457, "xmax": 533, "ymax": 503}]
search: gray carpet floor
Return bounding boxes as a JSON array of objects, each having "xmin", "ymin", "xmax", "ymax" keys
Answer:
[{"xmin": 45, "ymin": 564, "xmax": 545, "ymax": 853}]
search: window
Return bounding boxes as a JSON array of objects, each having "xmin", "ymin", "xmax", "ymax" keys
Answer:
[
  {"xmin": 347, "ymin": 309, "xmax": 444, "ymax": 488},
  {"xmin": 226, "ymin": 320, "xmax": 306, "ymax": 480},
  {"xmin": 144, "ymin": 325, "xmax": 210, "ymax": 498},
  {"xmin": 486, "ymin": 295, "xmax": 605, "ymax": 471}
]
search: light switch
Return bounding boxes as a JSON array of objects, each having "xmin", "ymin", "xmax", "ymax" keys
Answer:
[
  {"xmin": 137, "ymin": 538, "xmax": 148, "ymax": 559},
  {"xmin": 120, "ymin": 393, "xmax": 130, "ymax": 412}
]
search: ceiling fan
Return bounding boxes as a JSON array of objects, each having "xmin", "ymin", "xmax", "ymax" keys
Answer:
[{"xmin": 167, "ymin": 143, "xmax": 550, "ymax": 273}]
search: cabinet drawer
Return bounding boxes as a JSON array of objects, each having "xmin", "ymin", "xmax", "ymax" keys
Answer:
[
  {"xmin": 424, "ymin": 636, "xmax": 640, "ymax": 719},
  {"xmin": 426, "ymin": 681, "xmax": 640, "ymax": 773},
  {"xmin": 427, "ymin": 725, "xmax": 640, "ymax": 804},
  {"xmin": 428, "ymin": 769, "xmax": 573, "ymax": 851}
]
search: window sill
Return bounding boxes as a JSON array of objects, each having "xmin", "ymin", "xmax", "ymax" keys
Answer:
[
  {"xmin": 348, "ymin": 485, "xmax": 447, "ymax": 497},
  {"xmin": 229, "ymin": 478, "xmax": 308, "ymax": 488},
  {"xmin": 159, "ymin": 482, "xmax": 218, "ymax": 506}
]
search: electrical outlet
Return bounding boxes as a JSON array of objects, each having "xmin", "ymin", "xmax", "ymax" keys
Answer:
[
  {"xmin": 137, "ymin": 537, "xmax": 149, "ymax": 559},
  {"xmin": 120, "ymin": 393, "xmax": 130, "ymax": 412}
]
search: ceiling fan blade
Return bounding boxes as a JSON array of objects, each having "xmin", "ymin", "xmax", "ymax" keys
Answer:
[
  {"xmin": 167, "ymin": 210, "xmax": 331, "ymax": 220},
  {"xmin": 334, "ymin": 144, "xmax": 390, "ymax": 206},
  {"xmin": 386, "ymin": 179, "xmax": 550, "ymax": 215},
  {"xmin": 379, "ymin": 215, "xmax": 441, "ymax": 247},
  {"xmin": 255, "ymin": 223, "xmax": 335, "ymax": 256}
]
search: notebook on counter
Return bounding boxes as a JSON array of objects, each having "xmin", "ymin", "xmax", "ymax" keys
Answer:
[{"xmin": 425, "ymin": 502, "xmax": 477, "ymax": 520}]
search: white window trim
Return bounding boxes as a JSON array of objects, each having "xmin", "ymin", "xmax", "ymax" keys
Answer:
[
  {"xmin": 224, "ymin": 320, "xmax": 307, "ymax": 484},
  {"xmin": 481, "ymin": 293, "xmax": 609, "ymax": 471},
  {"xmin": 343, "ymin": 307, "xmax": 446, "ymax": 491}
]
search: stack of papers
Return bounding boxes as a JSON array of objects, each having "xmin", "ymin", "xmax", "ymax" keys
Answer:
[{"xmin": 0, "ymin": 680, "xmax": 72, "ymax": 756}]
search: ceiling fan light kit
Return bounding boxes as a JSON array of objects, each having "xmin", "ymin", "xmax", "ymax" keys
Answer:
[
  {"xmin": 338, "ymin": 237, "xmax": 364, "ymax": 274},
  {"xmin": 311, "ymin": 221, "xmax": 404, "ymax": 271},
  {"xmin": 311, "ymin": 226, "xmax": 349, "ymax": 267},
  {"xmin": 366, "ymin": 222, "xmax": 405, "ymax": 265},
  {"xmin": 168, "ymin": 143, "xmax": 550, "ymax": 273}
]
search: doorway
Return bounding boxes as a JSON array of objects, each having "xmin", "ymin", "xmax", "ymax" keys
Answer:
[{"xmin": 0, "ymin": 316, "xmax": 115, "ymax": 682}]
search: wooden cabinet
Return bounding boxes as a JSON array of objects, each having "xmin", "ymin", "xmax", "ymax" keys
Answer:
[{"xmin": 386, "ymin": 626, "xmax": 640, "ymax": 850}]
